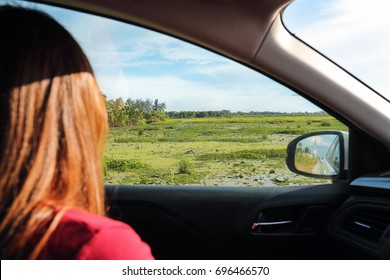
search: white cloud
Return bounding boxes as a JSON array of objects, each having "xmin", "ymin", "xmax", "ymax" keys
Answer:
[
  {"xmin": 304, "ymin": 135, "xmax": 337, "ymax": 147},
  {"xmin": 158, "ymin": 42, "xmax": 222, "ymax": 65},
  {"xmin": 97, "ymin": 73, "xmax": 319, "ymax": 112}
]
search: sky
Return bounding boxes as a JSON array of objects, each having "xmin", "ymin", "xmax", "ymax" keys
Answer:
[
  {"xmin": 283, "ymin": 0, "xmax": 390, "ymax": 101},
  {"xmin": 2, "ymin": 0, "xmax": 390, "ymax": 112},
  {"xmin": 300, "ymin": 134, "xmax": 338, "ymax": 159}
]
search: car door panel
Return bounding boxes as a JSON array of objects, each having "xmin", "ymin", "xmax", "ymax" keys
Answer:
[{"xmin": 106, "ymin": 183, "xmax": 350, "ymax": 259}]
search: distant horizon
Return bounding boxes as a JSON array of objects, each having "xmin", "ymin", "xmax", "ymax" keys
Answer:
[
  {"xmin": 165, "ymin": 111, "xmax": 326, "ymax": 114},
  {"xmin": 103, "ymin": 95, "xmax": 326, "ymax": 114}
]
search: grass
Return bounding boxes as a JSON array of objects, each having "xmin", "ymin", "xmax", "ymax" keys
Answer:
[
  {"xmin": 196, "ymin": 149, "xmax": 286, "ymax": 161},
  {"xmin": 103, "ymin": 115, "xmax": 347, "ymax": 186}
]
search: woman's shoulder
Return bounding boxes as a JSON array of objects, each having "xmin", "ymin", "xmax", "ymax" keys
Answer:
[
  {"xmin": 43, "ymin": 209, "xmax": 154, "ymax": 260},
  {"xmin": 61, "ymin": 208, "xmax": 129, "ymax": 231}
]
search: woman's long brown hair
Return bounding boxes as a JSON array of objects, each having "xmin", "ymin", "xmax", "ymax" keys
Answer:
[{"xmin": 0, "ymin": 6, "xmax": 108, "ymax": 259}]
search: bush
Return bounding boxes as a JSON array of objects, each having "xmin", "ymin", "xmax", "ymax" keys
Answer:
[
  {"xmin": 137, "ymin": 127, "xmax": 144, "ymax": 136},
  {"xmin": 105, "ymin": 159, "xmax": 148, "ymax": 171},
  {"xmin": 178, "ymin": 159, "xmax": 191, "ymax": 174}
]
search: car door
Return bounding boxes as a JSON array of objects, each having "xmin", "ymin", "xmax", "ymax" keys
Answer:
[
  {"xmin": 106, "ymin": 183, "xmax": 351, "ymax": 259},
  {"xmin": 17, "ymin": 0, "xmax": 390, "ymax": 260}
]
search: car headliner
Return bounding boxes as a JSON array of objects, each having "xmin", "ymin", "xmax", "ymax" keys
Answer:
[{"xmin": 28, "ymin": 0, "xmax": 390, "ymax": 149}]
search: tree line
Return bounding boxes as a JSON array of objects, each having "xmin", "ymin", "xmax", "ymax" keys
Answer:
[
  {"xmin": 104, "ymin": 96, "xmax": 326, "ymax": 127},
  {"xmin": 167, "ymin": 110, "xmax": 326, "ymax": 118},
  {"xmin": 104, "ymin": 96, "xmax": 166, "ymax": 127}
]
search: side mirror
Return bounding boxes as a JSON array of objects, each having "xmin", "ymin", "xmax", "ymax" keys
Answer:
[{"xmin": 286, "ymin": 131, "xmax": 348, "ymax": 180}]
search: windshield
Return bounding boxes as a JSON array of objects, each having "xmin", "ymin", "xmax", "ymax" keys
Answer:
[{"xmin": 283, "ymin": 0, "xmax": 390, "ymax": 101}]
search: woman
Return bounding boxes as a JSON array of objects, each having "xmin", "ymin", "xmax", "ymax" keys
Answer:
[{"xmin": 0, "ymin": 6, "xmax": 153, "ymax": 260}]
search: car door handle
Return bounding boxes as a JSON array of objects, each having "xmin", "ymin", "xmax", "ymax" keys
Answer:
[{"xmin": 252, "ymin": 220, "xmax": 293, "ymax": 232}]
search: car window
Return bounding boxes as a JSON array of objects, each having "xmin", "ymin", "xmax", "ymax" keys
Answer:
[
  {"xmin": 4, "ymin": 0, "xmax": 347, "ymax": 187},
  {"xmin": 283, "ymin": 0, "xmax": 390, "ymax": 102}
]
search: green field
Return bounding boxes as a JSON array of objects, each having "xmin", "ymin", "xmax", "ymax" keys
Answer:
[{"xmin": 103, "ymin": 115, "xmax": 346, "ymax": 186}]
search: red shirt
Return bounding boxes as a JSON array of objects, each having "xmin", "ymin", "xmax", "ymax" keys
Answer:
[{"xmin": 39, "ymin": 209, "xmax": 154, "ymax": 260}]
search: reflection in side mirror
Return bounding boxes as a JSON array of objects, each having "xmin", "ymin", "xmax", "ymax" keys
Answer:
[
  {"xmin": 295, "ymin": 135, "xmax": 339, "ymax": 176},
  {"xmin": 286, "ymin": 131, "xmax": 348, "ymax": 180}
]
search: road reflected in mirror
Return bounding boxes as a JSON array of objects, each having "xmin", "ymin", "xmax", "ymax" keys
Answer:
[{"xmin": 295, "ymin": 134, "xmax": 340, "ymax": 176}]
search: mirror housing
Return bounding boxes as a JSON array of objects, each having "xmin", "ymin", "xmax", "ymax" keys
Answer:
[{"xmin": 286, "ymin": 131, "xmax": 348, "ymax": 180}]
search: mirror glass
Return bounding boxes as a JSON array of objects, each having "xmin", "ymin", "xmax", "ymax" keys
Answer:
[{"xmin": 294, "ymin": 134, "xmax": 340, "ymax": 176}]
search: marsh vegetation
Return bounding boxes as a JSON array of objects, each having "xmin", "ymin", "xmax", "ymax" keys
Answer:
[{"xmin": 103, "ymin": 114, "xmax": 346, "ymax": 186}]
